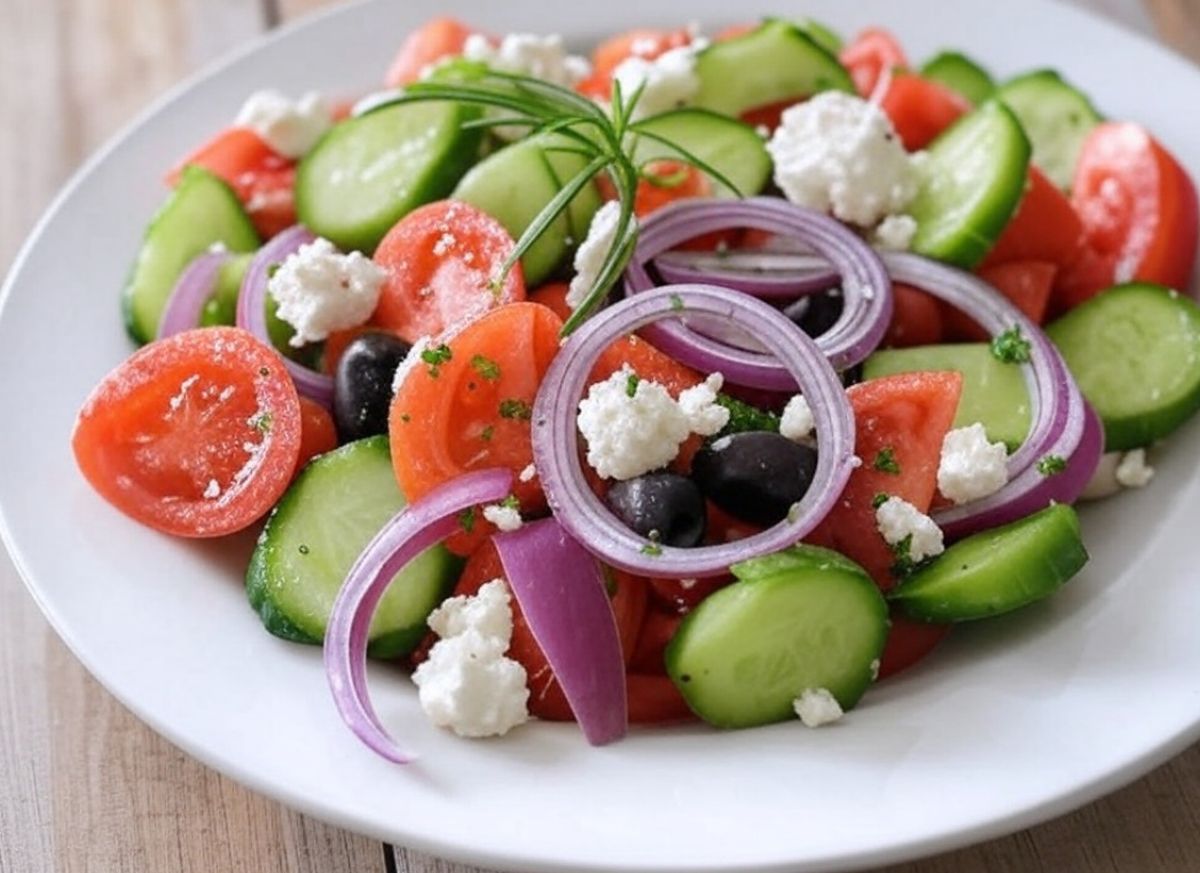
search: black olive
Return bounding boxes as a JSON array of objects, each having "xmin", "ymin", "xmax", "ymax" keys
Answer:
[
  {"xmin": 605, "ymin": 473, "xmax": 707, "ymax": 548},
  {"xmin": 333, "ymin": 332, "xmax": 412, "ymax": 442},
  {"xmin": 691, "ymin": 431, "xmax": 818, "ymax": 526},
  {"xmin": 789, "ymin": 290, "xmax": 844, "ymax": 337}
]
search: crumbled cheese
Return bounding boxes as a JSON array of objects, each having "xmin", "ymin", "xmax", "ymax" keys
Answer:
[
  {"xmin": 767, "ymin": 91, "xmax": 920, "ymax": 227},
  {"xmin": 462, "ymin": 33, "xmax": 591, "ymax": 88},
  {"xmin": 392, "ymin": 336, "xmax": 430, "ymax": 395},
  {"xmin": 234, "ymin": 89, "xmax": 332, "ymax": 159},
  {"xmin": 567, "ymin": 201, "xmax": 631, "ymax": 309},
  {"xmin": 483, "ymin": 503, "xmax": 523, "ymax": 532},
  {"xmin": 202, "ymin": 479, "xmax": 221, "ymax": 500},
  {"xmin": 793, "ymin": 688, "xmax": 843, "ymax": 728},
  {"xmin": 518, "ymin": 463, "xmax": 537, "ymax": 483},
  {"xmin": 432, "ymin": 232, "xmax": 456, "ymax": 256},
  {"xmin": 576, "ymin": 365, "xmax": 691, "ymax": 480},
  {"xmin": 779, "ymin": 394, "xmax": 815, "ymax": 442},
  {"xmin": 937, "ymin": 423, "xmax": 1009, "ymax": 505},
  {"xmin": 676, "ymin": 373, "xmax": 730, "ymax": 436},
  {"xmin": 875, "ymin": 496, "xmax": 944, "ymax": 562},
  {"xmin": 872, "ymin": 214, "xmax": 918, "ymax": 251},
  {"xmin": 1115, "ymin": 448, "xmax": 1155, "ymax": 488},
  {"xmin": 869, "ymin": 659, "xmax": 881, "ymax": 681},
  {"xmin": 412, "ymin": 579, "xmax": 529, "ymax": 738},
  {"xmin": 611, "ymin": 41, "xmax": 704, "ymax": 120},
  {"xmin": 268, "ymin": 238, "xmax": 385, "ymax": 347}
]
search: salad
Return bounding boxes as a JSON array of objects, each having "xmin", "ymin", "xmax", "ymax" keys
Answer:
[{"xmin": 71, "ymin": 16, "xmax": 1200, "ymax": 758}]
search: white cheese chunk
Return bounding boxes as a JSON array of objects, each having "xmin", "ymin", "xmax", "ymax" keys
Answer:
[
  {"xmin": 462, "ymin": 33, "xmax": 591, "ymax": 88},
  {"xmin": 779, "ymin": 394, "xmax": 815, "ymax": 442},
  {"xmin": 235, "ymin": 89, "xmax": 332, "ymax": 159},
  {"xmin": 1115, "ymin": 448, "xmax": 1155, "ymax": 488},
  {"xmin": 676, "ymin": 373, "xmax": 730, "ymax": 437},
  {"xmin": 611, "ymin": 41, "xmax": 703, "ymax": 120},
  {"xmin": 268, "ymin": 238, "xmax": 385, "ymax": 347},
  {"xmin": 937, "ymin": 423, "xmax": 1009, "ymax": 505},
  {"xmin": 567, "ymin": 201, "xmax": 631, "ymax": 310},
  {"xmin": 576, "ymin": 365, "xmax": 690, "ymax": 481},
  {"xmin": 482, "ymin": 503, "xmax": 524, "ymax": 532},
  {"xmin": 793, "ymin": 688, "xmax": 844, "ymax": 728},
  {"xmin": 875, "ymin": 496, "xmax": 944, "ymax": 562},
  {"xmin": 871, "ymin": 214, "xmax": 918, "ymax": 252}
]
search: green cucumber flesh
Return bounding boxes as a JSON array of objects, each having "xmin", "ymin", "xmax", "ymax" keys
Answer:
[
  {"xmin": 246, "ymin": 436, "xmax": 461, "ymax": 658},
  {"xmin": 910, "ymin": 100, "xmax": 1031, "ymax": 269},
  {"xmin": 996, "ymin": 69, "xmax": 1102, "ymax": 190},
  {"xmin": 295, "ymin": 101, "xmax": 483, "ymax": 253},
  {"xmin": 796, "ymin": 18, "xmax": 843, "ymax": 55},
  {"xmin": 1047, "ymin": 283, "xmax": 1200, "ymax": 450},
  {"xmin": 890, "ymin": 503, "xmax": 1088, "ymax": 622},
  {"xmin": 665, "ymin": 545, "xmax": 887, "ymax": 729},
  {"xmin": 920, "ymin": 51, "xmax": 995, "ymax": 105},
  {"xmin": 122, "ymin": 166, "xmax": 260, "ymax": 344},
  {"xmin": 695, "ymin": 19, "xmax": 853, "ymax": 117},
  {"xmin": 863, "ymin": 343, "xmax": 1031, "ymax": 451},
  {"xmin": 541, "ymin": 143, "xmax": 603, "ymax": 246},
  {"xmin": 630, "ymin": 109, "xmax": 772, "ymax": 198}
]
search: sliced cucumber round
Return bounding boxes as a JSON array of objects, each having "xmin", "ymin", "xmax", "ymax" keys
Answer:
[
  {"xmin": 890, "ymin": 503, "xmax": 1088, "ymax": 622},
  {"xmin": 695, "ymin": 19, "xmax": 853, "ymax": 117},
  {"xmin": 665, "ymin": 545, "xmax": 887, "ymax": 729},
  {"xmin": 910, "ymin": 100, "xmax": 1031, "ymax": 269},
  {"xmin": 920, "ymin": 51, "xmax": 995, "ymax": 105},
  {"xmin": 1048, "ymin": 283, "xmax": 1200, "ymax": 450},
  {"xmin": 122, "ymin": 166, "xmax": 260, "ymax": 344},
  {"xmin": 246, "ymin": 436, "xmax": 461, "ymax": 658},
  {"xmin": 295, "ymin": 101, "xmax": 483, "ymax": 253},
  {"xmin": 629, "ymin": 109, "xmax": 772, "ymax": 198},
  {"xmin": 996, "ymin": 69, "xmax": 1102, "ymax": 190}
]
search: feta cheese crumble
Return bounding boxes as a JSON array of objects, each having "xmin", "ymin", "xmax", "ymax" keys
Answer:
[
  {"xmin": 937, "ymin": 423, "xmax": 1009, "ymax": 505},
  {"xmin": 567, "ymin": 202, "xmax": 633, "ymax": 309},
  {"xmin": 871, "ymin": 214, "xmax": 918, "ymax": 252},
  {"xmin": 611, "ymin": 41, "xmax": 704, "ymax": 121},
  {"xmin": 577, "ymin": 366, "xmax": 726, "ymax": 480},
  {"xmin": 779, "ymin": 394, "xmax": 815, "ymax": 442},
  {"xmin": 268, "ymin": 238, "xmax": 385, "ymax": 347},
  {"xmin": 412, "ymin": 579, "xmax": 530, "ymax": 738},
  {"xmin": 793, "ymin": 688, "xmax": 844, "ymax": 728},
  {"xmin": 1115, "ymin": 448, "xmax": 1155, "ymax": 488},
  {"xmin": 518, "ymin": 463, "xmax": 537, "ymax": 483},
  {"xmin": 875, "ymin": 496, "xmax": 944, "ymax": 562},
  {"xmin": 234, "ymin": 89, "xmax": 332, "ymax": 159},
  {"xmin": 482, "ymin": 503, "xmax": 524, "ymax": 532},
  {"xmin": 767, "ymin": 91, "xmax": 920, "ymax": 228},
  {"xmin": 462, "ymin": 33, "xmax": 591, "ymax": 89}
]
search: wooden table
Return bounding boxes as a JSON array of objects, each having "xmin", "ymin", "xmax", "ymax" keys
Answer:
[{"xmin": 3, "ymin": 1, "xmax": 1200, "ymax": 870}]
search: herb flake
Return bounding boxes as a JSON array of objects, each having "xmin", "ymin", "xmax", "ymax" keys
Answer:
[
  {"xmin": 990, "ymin": 326, "xmax": 1032, "ymax": 364},
  {"xmin": 625, "ymin": 373, "xmax": 641, "ymax": 397},
  {"xmin": 873, "ymin": 446, "xmax": 901, "ymax": 475},
  {"xmin": 421, "ymin": 343, "xmax": 453, "ymax": 377},
  {"xmin": 457, "ymin": 507, "xmax": 477, "ymax": 534},
  {"xmin": 499, "ymin": 398, "xmax": 532, "ymax": 421},
  {"xmin": 470, "ymin": 354, "xmax": 501, "ymax": 381},
  {"xmin": 1037, "ymin": 454, "xmax": 1067, "ymax": 476}
]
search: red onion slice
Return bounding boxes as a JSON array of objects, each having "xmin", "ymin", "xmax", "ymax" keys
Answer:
[
  {"xmin": 494, "ymin": 518, "xmax": 627, "ymax": 746},
  {"xmin": 653, "ymin": 250, "xmax": 839, "ymax": 300},
  {"xmin": 157, "ymin": 251, "xmax": 229, "ymax": 339},
  {"xmin": 323, "ymin": 468, "xmax": 513, "ymax": 763},
  {"xmin": 532, "ymin": 283, "xmax": 856, "ymax": 578},
  {"xmin": 235, "ymin": 224, "xmax": 335, "ymax": 407}
]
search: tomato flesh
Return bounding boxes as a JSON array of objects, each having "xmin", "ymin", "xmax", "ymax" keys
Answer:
[
  {"xmin": 385, "ymin": 17, "xmax": 478, "ymax": 87},
  {"xmin": 840, "ymin": 28, "xmax": 908, "ymax": 97},
  {"xmin": 879, "ymin": 73, "xmax": 968, "ymax": 151},
  {"xmin": 982, "ymin": 166, "xmax": 1082, "ymax": 269}
]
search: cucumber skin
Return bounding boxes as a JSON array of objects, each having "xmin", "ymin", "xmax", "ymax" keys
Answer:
[
  {"xmin": 246, "ymin": 540, "xmax": 321, "ymax": 646},
  {"xmin": 920, "ymin": 51, "xmax": 995, "ymax": 105},
  {"xmin": 996, "ymin": 69, "xmax": 1102, "ymax": 191},
  {"xmin": 890, "ymin": 504, "xmax": 1088, "ymax": 623},
  {"xmin": 1048, "ymin": 283, "xmax": 1200, "ymax": 450}
]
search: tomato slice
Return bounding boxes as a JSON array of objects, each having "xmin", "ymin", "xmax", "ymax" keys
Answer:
[
  {"xmin": 839, "ymin": 28, "xmax": 908, "ymax": 97},
  {"xmin": 592, "ymin": 27, "xmax": 692, "ymax": 77},
  {"xmin": 982, "ymin": 166, "xmax": 1083, "ymax": 269},
  {"xmin": 384, "ymin": 17, "xmax": 478, "ymax": 87},
  {"xmin": 942, "ymin": 260, "xmax": 1057, "ymax": 341},
  {"xmin": 372, "ymin": 200, "xmax": 526, "ymax": 344},
  {"xmin": 877, "ymin": 610, "xmax": 951, "ymax": 679},
  {"xmin": 883, "ymin": 283, "xmax": 945, "ymax": 348},
  {"xmin": 295, "ymin": 396, "xmax": 338, "ymax": 472},
  {"xmin": 1057, "ymin": 122, "xmax": 1199, "ymax": 310},
  {"xmin": 807, "ymin": 372, "xmax": 963, "ymax": 590},
  {"xmin": 879, "ymin": 73, "xmax": 968, "ymax": 151},
  {"xmin": 72, "ymin": 327, "xmax": 302, "ymax": 537}
]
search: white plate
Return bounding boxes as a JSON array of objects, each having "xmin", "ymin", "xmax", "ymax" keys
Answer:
[{"xmin": 3, "ymin": 1, "xmax": 1200, "ymax": 870}]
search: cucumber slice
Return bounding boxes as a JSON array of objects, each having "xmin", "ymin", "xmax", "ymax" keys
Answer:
[
  {"xmin": 996, "ymin": 70, "xmax": 1102, "ymax": 190},
  {"xmin": 920, "ymin": 51, "xmax": 995, "ymax": 105},
  {"xmin": 542, "ymin": 145, "xmax": 603, "ymax": 246},
  {"xmin": 630, "ymin": 109, "xmax": 772, "ymax": 198},
  {"xmin": 295, "ymin": 101, "xmax": 483, "ymax": 254},
  {"xmin": 796, "ymin": 18, "xmax": 843, "ymax": 55},
  {"xmin": 863, "ymin": 343, "xmax": 1031, "ymax": 451},
  {"xmin": 199, "ymin": 253, "xmax": 252, "ymax": 328},
  {"xmin": 910, "ymin": 100, "xmax": 1031, "ymax": 269},
  {"xmin": 1047, "ymin": 283, "xmax": 1200, "ymax": 450},
  {"xmin": 665, "ymin": 545, "xmax": 887, "ymax": 729},
  {"xmin": 122, "ymin": 166, "xmax": 260, "ymax": 344},
  {"xmin": 695, "ymin": 19, "xmax": 853, "ymax": 117},
  {"xmin": 246, "ymin": 436, "xmax": 461, "ymax": 657},
  {"xmin": 890, "ymin": 503, "xmax": 1088, "ymax": 622}
]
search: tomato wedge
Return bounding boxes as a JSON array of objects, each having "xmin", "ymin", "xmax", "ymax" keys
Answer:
[
  {"xmin": 295, "ymin": 396, "xmax": 338, "ymax": 472},
  {"xmin": 372, "ymin": 200, "xmax": 526, "ymax": 344},
  {"xmin": 580, "ymin": 26, "xmax": 694, "ymax": 98},
  {"xmin": 72, "ymin": 327, "xmax": 301, "ymax": 538},
  {"xmin": 840, "ymin": 28, "xmax": 908, "ymax": 97},
  {"xmin": 877, "ymin": 610, "xmax": 951, "ymax": 679},
  {"xmin": 807, "ymin": 372, "xmax": 963, "ymax": 590},
  {"xmin": 883, "ymin": 283, "xmax": 945, "ymax": 348},
  {"xmin": 943, "ymin": 261, "xmax": 1057, "ymax": 341},
  {"xmin": 982, "ymin": 166, "xmax": 1083, "ymax": 269},
  {"xmin": 879, "ymin": 73, "xmax": 968, "ymax": 151},
  {"xmin": 1057, "ymin": 122, "xmax": 1199, "ymax": 310},
  {"xmin": 384, "ymin": 17, "xmax": 478, "ymax": 87}
]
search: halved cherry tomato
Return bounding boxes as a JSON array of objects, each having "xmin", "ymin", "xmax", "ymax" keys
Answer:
[
  {"xmin": 384, "ymin": 17, "xmax": 478, "ymax": 87},
  {"xmin": 629, "ymin": 608, "xmax": 683, "ymax": 674},
  {"xmin": 839, "ymin": 28, "xmax": 908, "ymax": 97},
  {"xmin": 372, "ymin": 201, "xmax": 526, "ymax": 344},
  {"xmin": 982, "ymin": 166, "xmax": 1083, "ymax": 269},
  {"xmin": 877, "ymin": 610, "xmax": 951, "ymax": 679},
  {"xmin": 1056, "ymin": 122, "xmax": 1199, "ymax": 311},
  {"xmin": 879, "ymin": 73, "xmax": 968, "ymax": 151},
  {"xmin": 528, "ymin": 282, "xmax": 572, "ymax": 321},
  {"xmin": 320, "ymin": 325, "xmax": 376, "ymax": 376},
  {"xmin": 807, "ymin": 372, "xmax": 963, "ymax": 590},
  {"xmin": 72, "ymin": 327, "xmax": 301, "ymax": 538},
  {"xmin": 883, "ymin": 283, "xmax": 945, "ymax": 348},
  {"xmin": 295, "ymin": 397, "xmax": 338, "ymax": 472}
]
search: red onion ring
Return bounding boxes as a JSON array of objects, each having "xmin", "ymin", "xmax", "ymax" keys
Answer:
[
  {"xmin": 532, "ymin": 284, "xmax": 855, "ymax": 578},
  {"xmin": 653, "ymin": 250, "xmax": 839, "ymax": 300},
  {"xmin": 157, "ymin": 251, "xmax": 229, "ymax": 339},
  {"xmin": 494, "ymin": 518, "xmax": 627, "ymax": 746},
  {"xmin": 235, "ymin": 224, "xmax": 335, "ymax": 407},
  {"xmin": 323, "ymin": 468, "xmax": 513, "ymax": 764}
]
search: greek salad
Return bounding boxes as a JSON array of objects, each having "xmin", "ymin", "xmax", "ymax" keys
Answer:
[{"xmin": 72, "ymin": 17, "xmax": 1200, "ymax": 758}]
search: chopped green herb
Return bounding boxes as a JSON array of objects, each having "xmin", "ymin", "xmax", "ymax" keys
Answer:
[
  {"xmin": 421, "ymin": 343, "xmax": 453, "ymax": 377},
  {"xmin": 625, "ymin": 373, "xmax": 641, "ymax": 397},
  {"xmin": 712, "ymin": 393, "xmax": 779, "ymax": 439},
  {"xmin": 640, "ymin": 542, "xmax": 663, "ymax": 557},
  {"xmin": 500, "ymin": 494, "xmax": 521, "ymax": 510},
  {"xmin": 1037, "ymin": 454, "xmax": 1067, "ymax": 476},
  {"xmin": 458, "ymin": 506, "xmax": 477, "ymax": 534},
  {"xmin": 251, "ymin": 412, "xmax": 273, "ymax": 434},
  {"xmin": 872, "ymin": 492, "xmax": 891, "ymax": 509},
  {"xmin": 470, "ymin": 354, "xmax": 501, "ymax": 381},
  {"xmin": 669, "ymin": 293, "xmax": 684, "ymax": 312},
  {"xmin": 266, "ymin": 263, "xmax": 282, "ymax": 279},
  {"xmin": 499, "ymin": 398, "xmax": 532, "ymax": 420},
  {"xmin": 990, "ymin": 326, "xmax": 1032, "ymax": 364},
  {"xmin": 873, "ymin": 446, "xmax": 901, "ymax": 475},
  {"xmin": 479, "ymin": 424, "xmax": 494, "ymax": 442}
]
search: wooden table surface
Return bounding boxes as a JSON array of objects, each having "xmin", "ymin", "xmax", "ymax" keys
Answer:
[{"xmin": 3, "ymin": 1, "xmax": 1200, "ymax": 871}]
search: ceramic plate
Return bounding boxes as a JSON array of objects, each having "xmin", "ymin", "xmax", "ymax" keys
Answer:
[{"xmin": 3, "ymin": 1, "xmax": 1199, "ymax": 870}]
